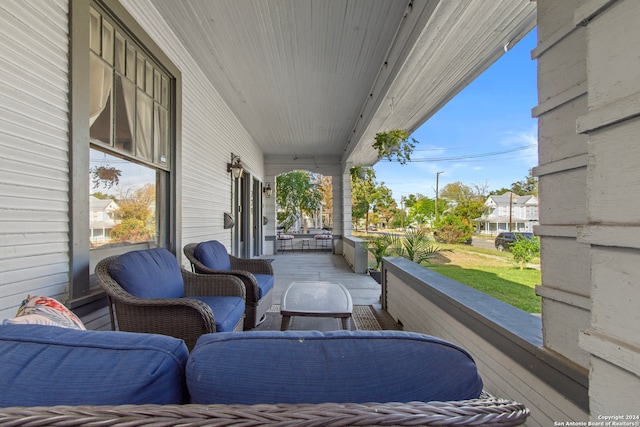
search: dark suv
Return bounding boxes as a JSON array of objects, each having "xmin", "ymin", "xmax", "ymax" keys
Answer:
[{"xmin": 494, "ymin": 232, "xmax": 533, "ymax": 252}]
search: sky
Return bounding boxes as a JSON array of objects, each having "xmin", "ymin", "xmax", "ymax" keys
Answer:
[{"xmin": 374, "ymin": 29, "xmax": 538, "ymax": 204}]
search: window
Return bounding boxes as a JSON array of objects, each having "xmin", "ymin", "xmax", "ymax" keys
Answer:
[
  {"xmin": 88, "ymin": 5, "xmax": 171, "ymax": 253},
  {"xmin": 70, "ymin": 0, "xmax": 180, "ymax": 304}
]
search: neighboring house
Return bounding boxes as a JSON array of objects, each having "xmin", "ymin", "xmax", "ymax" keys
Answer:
[
  {"xmin": 89, "ymin": 196, "xmax": 119, "ymax": 244},
  {"xmin": 474, "ymin": 192, "xmax": 538, "ymax": 235}
]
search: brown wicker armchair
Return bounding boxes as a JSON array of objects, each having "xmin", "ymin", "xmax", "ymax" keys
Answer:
[
  {"xmin": 95, "ymin": 249, "xmax": 246, "ymax": 350},
  {"xmin": 184, "ymin": 241, "xmax": 273, "ymax": 329}
]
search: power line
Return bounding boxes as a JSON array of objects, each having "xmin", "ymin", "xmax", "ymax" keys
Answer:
[{"xmin": 405, "ymin": 144, "xmax": 536, "ymax": 162}]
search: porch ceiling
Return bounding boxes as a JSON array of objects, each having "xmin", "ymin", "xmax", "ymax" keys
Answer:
[{"xmin": 147, "ymin": 0, "xmax": 535, "ymax": 170}]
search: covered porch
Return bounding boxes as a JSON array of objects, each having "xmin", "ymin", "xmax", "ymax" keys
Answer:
[{"xmin": 1, "ymin": 0, "xmax": 639, "ymax": 423}]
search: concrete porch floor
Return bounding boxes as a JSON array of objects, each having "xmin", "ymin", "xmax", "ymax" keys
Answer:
[{"xmin": 257, "ymin": 251, "xmax": 394, "ymax": 330}]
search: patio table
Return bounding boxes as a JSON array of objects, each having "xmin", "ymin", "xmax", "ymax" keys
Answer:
[{"xmin": 280, "ymin": 281, "xmax": 353, "ymax": 330}]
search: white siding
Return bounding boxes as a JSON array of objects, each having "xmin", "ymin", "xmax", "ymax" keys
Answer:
[
  {"xmin": 385, "ymin": 272, "xmax": 589, "ymax": 426},
  {"xmin": 120, "ymin": 0, "xmax": 265, "ymax": 265},
  {"xmin": 0, "ymin": 0, "xmax": 70, "ymax": 319},
  {"xmin": 532, "ymin": 0, "xmax": 591, "ymax": 369},
  {"xmin": 575, "ymin": 0, "xmax": 640, "ymax": 412}
]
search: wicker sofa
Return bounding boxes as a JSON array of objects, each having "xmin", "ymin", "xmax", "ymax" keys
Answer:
[{"xmin": 0, "ymin": 325, "xmax": 529, "ymax": 426}]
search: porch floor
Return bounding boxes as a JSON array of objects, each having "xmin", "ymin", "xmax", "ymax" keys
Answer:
[{"xmin": 257, "ymin": 251, "xmax": 397, "ymax": 330}]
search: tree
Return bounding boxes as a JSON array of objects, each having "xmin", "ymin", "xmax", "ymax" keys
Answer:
[
  {"xmin": 317, "ymin": 175, "xmax": 333, "ymax": 228},
  {"xmin": 433, "ymin": 214, "xmax": 473, "ymax": 244},
  {"xmin": 490, "ymin": 170, "xmax": 538, "ymax": 197},
  {"xmin": 275, "ymin": 171, "xmax": 323, "ymax": 232},
  {"xmin": 110, "ymin": 183, "xmax": 156, "ymax": 242},
  {"xmin": 350, "ymin": 167, "xmax": 395, "ymax": 231},
  {"xmin": 440, "ymin": 182, "xmax": 485, "ymax": 222}
]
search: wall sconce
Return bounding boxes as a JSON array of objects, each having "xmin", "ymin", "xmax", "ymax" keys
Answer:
[
  {"xmin": 227, "ymin": 154, "xmax": 244, "ymax": 179},
  {"xmin": 263, "ymin": 182, "xmax": 273, "ymax": 198}
]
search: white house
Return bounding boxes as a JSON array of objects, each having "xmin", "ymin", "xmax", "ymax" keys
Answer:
[
  {"xmin": 474, "ymin": 192, "xmax": 539, "ymax": 235},
  {"xmin": 89, "ymin": 196, "xmax": 119, "ymax": 244}
]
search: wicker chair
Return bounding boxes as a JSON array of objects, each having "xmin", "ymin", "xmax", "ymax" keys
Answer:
[
  {"xmin": 184, "ymin": 241, "xmax": 273, "ymax": 329},
  {"xmin": 95, "ymin": 248, "xmax": 246, "ymax": 350}
]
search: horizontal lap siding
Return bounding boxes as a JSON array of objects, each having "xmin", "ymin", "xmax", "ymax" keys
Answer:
[
  {"xmin": 0, "ymin": 0, "xmax": 70, "ymax": 319},
  {"xmin": 385, "ymin": 272, "xmax": 588, "ymax": 426},
  {"xmin": 120, "ymin": 0, "xmax": 265, "ymax": 261}
]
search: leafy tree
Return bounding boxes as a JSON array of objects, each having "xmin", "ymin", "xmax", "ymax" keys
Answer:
[
  {"xmin": 406, "ymin": 194, "xmax": 437, "ymax": 229},
  {"xmin": 510, "ymin": 235, "xmax": 540, "ymax": 270},
  {"xmin": 275, "ymin": 171, "xmax": 323, "ymax": 232},
  {"xmin": 317, "ymin": 175, "xmax": 333, "ymax": 227},
  {"xmin": 440, "ymin": 182, "xmax": 486, "ymax": 222},
  {"xmin": 350, "ymin": 167, "xmax": 395, "ymax": 231},
  {"xmin": 433, "ymin": 214, "xmax": 473, "ymax": 244},
  {"xmin": 110, "ymin": 183, "xmax": 155, "ymax": 242},
  {"xmin": 490, "ymin": 170, "xmax": 538, "ymax": 197}
]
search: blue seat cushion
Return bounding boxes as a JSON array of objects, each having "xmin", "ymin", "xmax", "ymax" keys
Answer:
[
  {"xmin": 194, "ymin": 241, "xmax": 231, "ymax": 270},
  {"xmin": 109, "ymin": 248, "xmax": 184, "ymax": 298},
  {"xmin": 0, "ymin": 324, "xmax": 189, "ymax": 407},
  {"xmin": 254, "ymin": 274, "xmax": 274, "ymax": 299},
  {"xmin": 187, "ymin": 330, "xmax": 483, "ymax": 405},
  {"xmin": 190, "ymin": 296, "xmax": 245, "ymax": 332}
]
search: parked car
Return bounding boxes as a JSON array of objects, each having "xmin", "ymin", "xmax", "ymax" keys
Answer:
[{"xmin": 494, "ymin": 232, "xmax": 533, "ymax": 252}]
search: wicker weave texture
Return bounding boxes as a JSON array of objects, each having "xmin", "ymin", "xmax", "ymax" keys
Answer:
[
  {"xmin": 184, "ymin": 242, "xmax": 274, "ymax": 328},
  {"xmin": 0, "ymin": 399, "xmax": 529, "ymax": 426},
  {"xmin": 95, "ymin": 254, "xmax": 245, "ymax": 350}
]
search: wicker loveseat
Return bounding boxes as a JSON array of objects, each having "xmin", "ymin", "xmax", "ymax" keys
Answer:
[{"xmin": 0, "ymin": 326, "xmax": 529, "ymax": 426}]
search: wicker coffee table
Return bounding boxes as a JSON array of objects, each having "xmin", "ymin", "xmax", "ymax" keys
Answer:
[{"xmin": 280, "ymin": 281, "xmax": 353, "ymax": 331}]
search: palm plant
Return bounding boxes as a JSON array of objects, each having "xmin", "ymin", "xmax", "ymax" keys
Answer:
[{"xmin": 392, "ymin": 229, "xmax": 448, "ymax": 265}]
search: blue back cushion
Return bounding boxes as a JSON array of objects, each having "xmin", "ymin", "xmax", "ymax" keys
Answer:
[
  {"xmin": 109, "ymin": 248, "xmax": 184, "ymax": 298},
  {"xmin": 194, "ymin": 241, "xmax": 231, "ymax": 270},
  {"xmin": 187, "ymin": 330, "xmax": 483, "ymax": 404},
  {"xmin": 0, "ymin": 324, "xmax": 189, "ymax": 407}
]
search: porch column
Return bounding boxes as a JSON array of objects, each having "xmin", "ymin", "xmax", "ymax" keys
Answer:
[{"xmin": 331, "ymin": 170, "xmax": 352, "ymax": 255}]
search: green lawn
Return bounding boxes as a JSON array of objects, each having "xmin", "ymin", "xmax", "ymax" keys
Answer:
[{"xmin": 428, "ymin": 264, "xmax": 541, "ymax": 313}]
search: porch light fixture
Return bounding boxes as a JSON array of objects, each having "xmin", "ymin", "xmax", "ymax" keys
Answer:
[
  {"xmin": 263, "ymin": 182, "xmax": 273, "ymax": 198},
  {"xmin": 227, "ymin": 154, "xmax": 244, "ymax": 179}
]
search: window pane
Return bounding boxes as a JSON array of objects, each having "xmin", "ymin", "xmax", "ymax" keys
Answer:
[
  {"xmin": 154, "ymin": 104, "xmax": 168, "ymax": 166},
  {"xmin": 114, "ymin": 75, "xmax": 134, "ymax": 154},
  {"xmin": 136, "ymin": 53, "xmax": 145, "ymax": 89},
  {"xmin": 89, "ymin": 53, "xmax": 112, "ymax": 145},
  {"xmin": 102, "ymin": 20, "xmax": 114, "ymax": 65},
  {"xmin": 126, "ymin": 43, "xmax": 136, "ymax": 82},
  {"xmin": 161, "ymin": 75, "xmax": 169, "ymax": 107},
  {"xmin": 89, "ymin": 149, "xmax": 157, "ymax": 248},
  {"xmin": 136, "ymin": 90, "xmax": 153, "ymax": 161},
  {"xmin": 89, "ymin": 8, "xmax": 101, "ymax": 54},
  {"xmin": 145, "ymin": 62, "xmax": 154, "ymax": 96},
  {"xmin": 154, "ymin": 69, "xmax": 161, "ymax": 102},
  {"xmin": 115, "ymin": 31, "xmax": 125, "ymax": 74}
]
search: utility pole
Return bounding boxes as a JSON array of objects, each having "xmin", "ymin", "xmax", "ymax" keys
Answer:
[
  {"xmin": 509, "ymin": 191, "xmax": 513, "ymax": 231},
  {"xmin": 435, "ymin": 171, "xmax": 443, "ymax": 222}
]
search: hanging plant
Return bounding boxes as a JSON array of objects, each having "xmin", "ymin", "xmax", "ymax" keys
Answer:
[
  {"xmin": 90, "ymin": 164, "xmax": 122, "ymax": 189},
  {"xmin": 372, "ymin": 129, "xmax": 417, "ymax": 164}
]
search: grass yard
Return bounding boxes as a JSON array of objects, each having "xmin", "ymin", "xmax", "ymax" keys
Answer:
[{"xmin": 426, "ymin": 244, "xmax": 541, "ymax": 313}]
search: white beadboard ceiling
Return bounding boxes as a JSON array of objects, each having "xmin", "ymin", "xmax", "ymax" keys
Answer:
[{"xmin": 148, "ymin": 0, "xmax": 536, "ymax": 170}]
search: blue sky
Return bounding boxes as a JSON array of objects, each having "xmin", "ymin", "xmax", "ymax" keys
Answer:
[{"xmin": 374, "ymin": 29, "xmax": 538, "ymax": 203}]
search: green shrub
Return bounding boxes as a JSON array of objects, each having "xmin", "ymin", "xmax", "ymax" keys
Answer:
[
  {"xmin": 510, "ymin": 235, "xmax": 540, "ymax": 270},
  {"xmin": 433, "ymin": 215, "xmax": 473, "ymax": 244}
]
